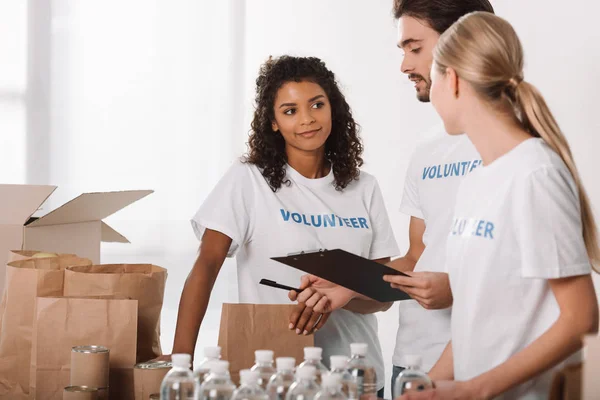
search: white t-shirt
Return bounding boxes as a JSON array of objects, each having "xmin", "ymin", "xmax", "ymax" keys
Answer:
[
  {"xmin": 395, "ymin": 133, "xmax": 481, "ymax": 371},
  {"xmin": 192, "ymin": 160, "xmax": 400, "ymax": 390},
  {"xmin": 447, "ymin": 138, "xmax": 590, "ymax": 399}
]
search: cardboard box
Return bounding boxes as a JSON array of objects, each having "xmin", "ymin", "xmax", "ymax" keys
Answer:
[
  {"xmin": 583, "ymin": 335, "xmax": 600, "ymax": 399},
  {"xmin": 0, "ymin": 184, "xmax": 152, "ymax": 295},
  {"xmin": 549, "ymin": 362, "xmax": 582, "ymax": 400}
]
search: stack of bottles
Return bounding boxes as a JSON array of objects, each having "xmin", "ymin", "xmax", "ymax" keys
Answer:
[{"xmin": 159, "ymin": 343, "xmax": 431, "ymax": 400}]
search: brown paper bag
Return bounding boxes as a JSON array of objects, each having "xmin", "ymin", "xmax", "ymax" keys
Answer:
[
  {"xmin": 549, "ymin": 362, "xmax": 582, "ymax": 400},
  {"xmin": 63, "ymin": 264, "xmax": 167, "ymax": 362},
  {"xmin": 218, "ymin": 303, "xmax": 314, "ymax": 384},
  {"xmin": 0, "ymin": 255, "xmax": 91, "ymax": 399},
  {"xmin": 30, "ymin": 296, "xmax": 138, "ymax": 400},
  {"xmin": 7, "ymin": 250, "xmax": 42, "ymax": 263},
  {"xmin": 5, "ymin": 250, "xmax": 73, "ymax": 264}
]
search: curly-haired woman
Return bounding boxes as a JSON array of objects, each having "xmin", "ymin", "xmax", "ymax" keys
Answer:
[{"xmin": 169, "ymin": 56, "xmax": 399, "ymax": 395}]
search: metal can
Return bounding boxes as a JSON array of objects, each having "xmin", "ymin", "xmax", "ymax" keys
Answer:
[
  {"xmin": 63, "ymin": 386, "xmax": 98, "ymax": 400},
  {"xmin": 134, "ymin": 360, "xmax": 172, "ymax": 400},
  {"xmin": 70, "ymin": 346, "xmax": 110, "ymax": 392}
]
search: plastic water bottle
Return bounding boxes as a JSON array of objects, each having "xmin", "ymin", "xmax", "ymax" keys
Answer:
[
  {"xmin": 160, "ymin": 353, "xmax": 197, "ymax": 400},
  {"xmin": 285, "ymin": 366, "xmax": 320, "ymax": 400},
  {"xmin": 267, "ymin": 357, "xmax": 296, "ymax": 400},
  {"xmin": 200, "ymin": 360, "xmax": 236, "ymax": 400},
  {"xmin": 347, "ymin": 344, "xmax": 376, "ymax": 400},
  {"xmin": 232, "ymin": 369, "xmax": 269, "ymax": 400},
  {"xmin": 194, "ymin": 346, "xmax": 222, "ymax": 386},
  {"xmin": 329, "ymin": 356, "xmax": 357, "ymax": 400},
  {"xmin": 298, "ymin": 347, "xmax": 329, "ymax": 385},
  {"xmin": 251, "ymin": 350, "xmax": 277, "ymax": 390},
  {"xmin": 393, "ymin": 355, "xmax": 433, "ymax": 396},
  {"xmin": 315, "ymin": 373, "xmax": 348, "ymax": 400}
]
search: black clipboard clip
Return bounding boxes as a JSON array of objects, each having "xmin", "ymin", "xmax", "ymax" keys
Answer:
[{"xmin": 287, "ymin": 248, "xmax": 327, "ymax": 257}]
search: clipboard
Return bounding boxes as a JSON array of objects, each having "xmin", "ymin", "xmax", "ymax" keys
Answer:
[{"xmin": 271, "ymin": 249, "xmax": 412, "ymax": 302}]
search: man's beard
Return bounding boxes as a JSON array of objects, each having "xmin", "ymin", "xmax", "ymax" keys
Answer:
[{"xmin": 410, "ymin": 73, "xmax": 431, "ymax": 103}]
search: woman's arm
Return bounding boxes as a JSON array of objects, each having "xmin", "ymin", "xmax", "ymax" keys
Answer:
[
  {"xmin": 171, "ymin": 229, "xmax": 232, "ymax": 358},
  {"xmin": 428, "ymin": 341, "xmax": 454, "ymax": 381},
  {"xmin": 466, "ymin": 274, "xmax": 598, "ymax": 398}
]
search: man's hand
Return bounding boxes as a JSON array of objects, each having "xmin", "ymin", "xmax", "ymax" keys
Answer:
[{"xmin": 383, "ymin": 271, "xmax": 452, "ymax": 310}]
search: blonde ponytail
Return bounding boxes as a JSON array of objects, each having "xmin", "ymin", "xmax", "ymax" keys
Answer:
[
  {"xmin": 514, "ymin": 81, "xmax": 600, "ymax": 270},
  {"xmin": 435, "ymin": 11, "xmax": 600, "ymax": 271}
]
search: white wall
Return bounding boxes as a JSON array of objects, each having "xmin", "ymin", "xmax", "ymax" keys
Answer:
[
  {"xmin": 19, "ymin": 0, "xmax": 600, "ymax": 398},
  {"xmin": 40, "ymin": 0, "xmax": 245, "ymax": 361}
]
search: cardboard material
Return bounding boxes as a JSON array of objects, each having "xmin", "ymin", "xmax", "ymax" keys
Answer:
[
  {"xmin": 549, "ymin": 362, "xmax": 582, "ymax": 400},
  {"xmin": 0, "ymin": 184, "xmax": 153, "ymax": 296},
  {"xmin": 0, "ymin": 255, "xmax": 92, "ymax": 399},
  {"xmin": 30, "ymin": 297, "xmax": 138, "ymax": 400},
  {"xmin": 63, "ymin": 264, "xmax": 168, "ymax": 363},
  {"xmin": 583, "ymin": 335, "xmax": 600, "ymax": 399},
  {"xmin": 6, "ymin": 250, "xmax": 58, "ymax": 263},
  {"xmin": 218, "ymin": 303, "xmax": 313, "ymax": 384}
]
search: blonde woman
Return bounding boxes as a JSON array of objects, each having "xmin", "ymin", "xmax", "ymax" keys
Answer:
[{"xmin": 400, "ymin": 12, "xmax": 599, "ymax": 399}]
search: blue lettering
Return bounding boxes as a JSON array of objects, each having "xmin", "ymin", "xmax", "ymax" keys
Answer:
[
  {"xmin": 311, "ymin": 215, "xmax": 322, "ymax": 227},
  {"xmin": 422, "ymin": 167, "xmax": 431, "ymax": 180},
  {"xmin": 453, "ymin": 218, "xmax": 495, "ymax": 239},
  {"xmin": 324, "ymin": 214, "xmax": 336, "ymax": 227},
  {"xmin": 475, "ymin": 220, "xmax": 485, "ymax": 237},
  {"xmin": 428, "ymin": 167, "xmax": 437, "ymax": 179},
  {"xmin": 484, "ymin": 222, "xmax": 495, "ymax": 239},
  {"xmin": 469, "ymin": 160, "xmax": 479, "ymax": 172},
  {"xmin": 458, "ymin": 220, "xmax": 466, "ymax": 235},
  {"xmin": 461, "ymin": 161, "xmax": 469, "ymax": 175},
  {"xmin": 444, "ymin": 164, "xmax": 452, "ymax": 177},
  {"xmin": 281, "ymin": 210, "xmax": 371, "ymax": 230},
  {"xmin": 436, "ymin": 165, "xmax": 443, "ymax": 179},
  {"xmin": 451, "ymin": 163, "xmax": 460, "ymax": 177}
]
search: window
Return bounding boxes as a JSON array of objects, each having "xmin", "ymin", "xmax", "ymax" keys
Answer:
[{"xmin": 0, "ymin": 1, "xmax": 27, "ymax": 183}]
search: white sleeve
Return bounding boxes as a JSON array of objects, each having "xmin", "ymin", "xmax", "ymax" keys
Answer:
[
  {"xmin": 190, "ymin": 161, "xmax": 254, "ymax": 257},
  {"xmin": 368, "ymin": 179, "xmax": 401, "ymax": 260},
  {"xmin": 515, "ymin": 167, "xmax": 591, "ymax": 278},
  {"xmin": 399, "ymin": 150, "xmax": 424, "ymax": 219}
]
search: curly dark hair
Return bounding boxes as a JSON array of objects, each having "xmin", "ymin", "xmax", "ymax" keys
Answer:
[{"xmin": 244, "ymin": 55, "xmax": 363, "ymax": 192}]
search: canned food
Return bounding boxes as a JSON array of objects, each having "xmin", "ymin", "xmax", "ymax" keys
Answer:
[
  {"xmin": 63, "ymin": 385, "xmax": 98, "ymax": 400},
  {"xmin": 134, "ymin": 361, "xmax": 172, "ymax": 400},
  {"xmin": 70, "ymin": 346, "xmax": 110, "ymax": 389}
]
